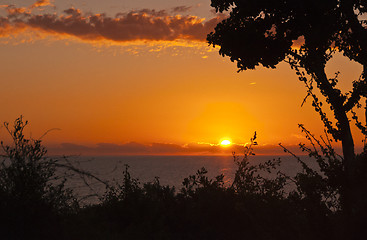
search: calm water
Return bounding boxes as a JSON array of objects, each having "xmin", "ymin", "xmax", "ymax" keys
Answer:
[{"xmin": 60, "ymin": 154, "xmax": 317, "ymax": 203}]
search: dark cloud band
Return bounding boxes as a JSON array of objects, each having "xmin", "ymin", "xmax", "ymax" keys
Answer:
[{"xmin": 0, "ymin": 5, "xmax": 225, "ymax": 43}]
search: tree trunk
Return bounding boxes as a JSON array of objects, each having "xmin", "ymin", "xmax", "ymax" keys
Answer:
[{"xmin": 313, "ymin": 64, "xmax": 357, "ymax": 238}]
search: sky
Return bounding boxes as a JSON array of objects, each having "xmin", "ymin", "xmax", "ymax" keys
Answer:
[{"xmin": 0, "ymin": 0, "xmax": 364, "ymax": 155}]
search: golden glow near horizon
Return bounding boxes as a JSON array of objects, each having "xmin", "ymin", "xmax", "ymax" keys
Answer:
[
  {"xmin": 0, "ymin": 0, "xmax": 365, "ymax": 155},
  {"xmin": 220, "ymin": 139, "xmax": 231, "ymax": 146}
]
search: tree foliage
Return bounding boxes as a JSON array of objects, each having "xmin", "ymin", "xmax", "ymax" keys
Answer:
[
  {"xmin": 208, "ymin": 0, "xmax": 366, "ymax": 72},
  {"xmin": 207, "ymin": 0, "xmax": 367, "ymax": 157},
  {"xmin": 207, "ymin": 1, "xmax": 367, "ymax": 235}
]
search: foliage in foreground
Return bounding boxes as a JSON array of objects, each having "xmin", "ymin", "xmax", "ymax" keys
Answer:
[
  {"xmin": 0, "ymin": 117, "xmax": 78, "ymax": 239},
  {"xmin": 207, "ymin": 3, "xmax": 367, "ymax": 237},
  {"xmin": 0, "ymin": 117, "xmax": 366, "ymax": 240}
]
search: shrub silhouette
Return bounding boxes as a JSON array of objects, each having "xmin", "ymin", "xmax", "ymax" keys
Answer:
[
  {"xmin": 0, "ymin": 116, "xmax": 77, "ymax": 239},
  {"xmin": 72, "ymin": 134, "xmax": 340, "ymax": 240},
  {"xmin": 2, "ymin": 117, "xmax": 365, "ymax": 239},
  {"xmin": 282, "ymin": 125, "xmax": 367, "ymax": 239}
]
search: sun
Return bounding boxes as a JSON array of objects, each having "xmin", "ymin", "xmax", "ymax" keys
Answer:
[{"xmin": 220, "ymin": 139, "xmax": 231, "ymax": 146}]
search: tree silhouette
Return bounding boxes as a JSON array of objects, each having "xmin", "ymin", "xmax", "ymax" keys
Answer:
[{"xmin": 207, "ymin": 0, "xmax": 366, "ymax": 237}]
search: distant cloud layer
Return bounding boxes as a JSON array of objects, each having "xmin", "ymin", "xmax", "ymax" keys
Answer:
[
  {"xmin": 50, "ymin": 141, "xmax": 242, "ymax": 155},
  {"xmin": 172, "ymin": 6, "xmax": 193, "ymax": 13},
  {"xmin": 0, "ymin": 3, "xmax": 225, "ymax": 43},
  {"xmin": 47, "ymin": 141, "xmax": 303, "ymax": 156}
]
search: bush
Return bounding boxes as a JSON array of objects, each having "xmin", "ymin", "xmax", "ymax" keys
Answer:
[
  {"xmin": 2, "ymin": 117, "xmax": 365, "ymax": 239},
  {"xmin": 0, "ymin": 116, "xmax": 77, "ymax": 239}
]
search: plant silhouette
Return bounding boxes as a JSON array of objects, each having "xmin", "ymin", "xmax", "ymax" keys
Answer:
[
  {"xmin": 2, "ymin": 117, "xmax": 364, "ymax": 239},
  {"xmin": 0, "ymin": 117, "xmax": 107, "ymax": 239},
  {"xmin": 0, "ymin": 116, "xmax": 78, "ymax": 239},
  {"xmin": 208, "ymin": 1, "xmax": 367, "ymax": 238}
]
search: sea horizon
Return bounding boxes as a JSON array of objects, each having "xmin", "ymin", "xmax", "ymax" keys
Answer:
[{"xmin": 60, "ymin": 154, "xmax": 318, "ymax": 204}]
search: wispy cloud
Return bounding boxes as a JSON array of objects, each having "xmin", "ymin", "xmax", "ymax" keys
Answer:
[
  {"xmin": 47, "ymin": 141, "xmax": 304, "ymax": 156},
  {"xmin": 1, "ymin": 0, "xmax": 53, "ymax": 16},
  {"xmin": 171, "ymin": 6, "xmax": 193, "ymax": 13},
  {"xmin": 0, "ymin": 4, "xmax": 226, "ymax": 44},
  {"xmin": 48, "ymin": 141, "xmax": 245, "ymax": 156},
  {"xmin": 30, "ymin": 0, "xmax": 53, "ymax": 9}
]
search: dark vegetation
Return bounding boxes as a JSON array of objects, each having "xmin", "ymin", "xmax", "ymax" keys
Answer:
[
  {"xmin": 207, "ymin": 0, "xmax": 367, "ymax": 239},
  {"xmin": 1, "ymin": 1, "xmax": 367, "ymax": 239},
  {"xmin": 0, "ymin": 117, "xmax": 366, "ymax": 239}
]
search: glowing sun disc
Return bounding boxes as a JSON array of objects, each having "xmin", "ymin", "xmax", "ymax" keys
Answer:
[{"xmin": 221, "ymin": 139, "xmax": 231, "ymax": 146}]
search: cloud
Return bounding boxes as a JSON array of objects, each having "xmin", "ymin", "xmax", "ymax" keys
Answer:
[
  {"xmin": 6, "ymin": 7, "xmax": 28, "ymax": 16},
  {"xmin": 48, "ymin": 141, "xmax": 308, "ymax": 156},
  {"xmin": 30, "ymin": 0, "xmax": 53, "ymax": 9},
  {"xmin": 49, "ymin": 141, "xmax": 249, "ymax": 156},
  {"xmin": 47, "ymin": 142, "xmax": 312, "ymax": 157},
  {"xmin": 0, "ymin": 16, "xmax": 27, "ymax": 37},
  {"xmin": 0, "ymin": 5, "xmax": 226, "ymax": 43},
  {"xmin": 1, "ymin": 0, "xmax": 53, "ymax": 17},
  {"xmin": 172, "ymin": 6, "xmax": 193, "ymax": 13}
]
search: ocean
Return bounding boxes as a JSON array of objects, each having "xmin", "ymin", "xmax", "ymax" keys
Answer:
[{"xmin": 60, "ymin": 154, "xmax": 317, "ymax": 203}]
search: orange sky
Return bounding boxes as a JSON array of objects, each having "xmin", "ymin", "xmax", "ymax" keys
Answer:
[{"xmin": 0, "ymin": 1, "xmax": 364, "ymax": 155}]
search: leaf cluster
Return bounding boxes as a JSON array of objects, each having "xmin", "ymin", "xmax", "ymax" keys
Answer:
[{"xmin": 208, "ymin": 0, "xmax": 367, "ymax": 71}]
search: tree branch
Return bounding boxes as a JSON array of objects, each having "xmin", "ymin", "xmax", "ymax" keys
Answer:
[{"xmin": 343, "ymin": 76, "xmax": 367, "ymax": 112}]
